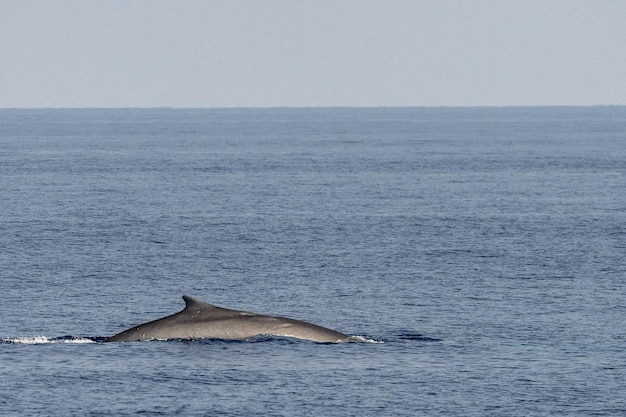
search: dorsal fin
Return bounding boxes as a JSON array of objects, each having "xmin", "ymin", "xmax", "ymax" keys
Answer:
[
  {"xmin": 181, "ymin": 295, "xmax": 256, "ymax": 317},
  {"xmin": 182, "ymin": 295, "xmax": 218, "ymax": 311}
]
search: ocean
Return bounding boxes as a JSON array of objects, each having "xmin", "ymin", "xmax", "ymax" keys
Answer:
[{"xmin": 1, "ymin": 107, "xmax": 625, "ymax": 416}]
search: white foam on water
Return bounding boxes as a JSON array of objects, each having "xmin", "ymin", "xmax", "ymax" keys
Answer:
[
  {"xmin": 347, "ymin": 335, "xmax": 385, "ymax": 343},
  {"xmin": 2, "ymin": 336, "xmax": 95, "ymax": 344}
]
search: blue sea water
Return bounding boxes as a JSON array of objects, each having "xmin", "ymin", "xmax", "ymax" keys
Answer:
[{"xmin": 1, "ymin": 107, "xmax": 625, "ymax": 416}]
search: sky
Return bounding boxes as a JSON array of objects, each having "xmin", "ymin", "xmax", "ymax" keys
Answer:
[{"xmin": 1, "ymin": 0, "xmax": 625, "ymax": 108}]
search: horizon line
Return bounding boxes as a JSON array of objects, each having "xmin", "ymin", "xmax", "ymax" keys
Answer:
[{"xmin": 2, "ymin": 104, "xmax": 625, "ymax": 111}]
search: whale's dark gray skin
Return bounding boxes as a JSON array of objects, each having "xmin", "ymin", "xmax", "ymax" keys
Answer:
[{"xmin": 106, "ymin": 296, "xmax": 349, "ymax": 343}]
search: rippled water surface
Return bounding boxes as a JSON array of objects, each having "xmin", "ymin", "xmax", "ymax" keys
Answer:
[{"xmin": 1, "ymin": 107, "xmax": 625, "ymax": 416}]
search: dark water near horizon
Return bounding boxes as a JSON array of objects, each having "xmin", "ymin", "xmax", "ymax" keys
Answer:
[{"xmin": 1, "ymin": 107, "xmax": 625, "ymax": 416}]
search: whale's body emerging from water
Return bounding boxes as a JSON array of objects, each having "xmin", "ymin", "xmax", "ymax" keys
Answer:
[{"xmin": 106, "ymin": 296, "xmax": 349, "ymax": 343}]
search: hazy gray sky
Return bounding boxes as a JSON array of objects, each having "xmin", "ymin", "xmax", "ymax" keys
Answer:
[{"xmin": 2, "ymin": 0, "xmax": 625, "ymax": 108}]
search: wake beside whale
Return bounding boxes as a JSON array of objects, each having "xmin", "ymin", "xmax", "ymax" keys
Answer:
[{"xmin": 106, "ymin": 296, "xmax": 350, "ymax": 343}]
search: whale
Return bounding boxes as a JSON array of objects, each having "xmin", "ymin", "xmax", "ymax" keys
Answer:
[{"xmin": 105, "ymin": 296, "xmax": 350, "ymax": 343}]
